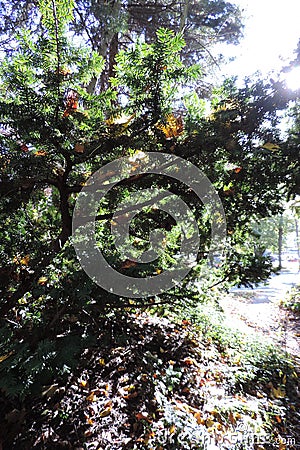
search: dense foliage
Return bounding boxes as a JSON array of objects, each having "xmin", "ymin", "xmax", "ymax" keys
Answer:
[
  {"xmin": 0, "ymin": 0, "xmax": 244, "ymax": 92},
  {"xmin": 0, "ymin": 0, "xmax": 300, "ymax": 447}
]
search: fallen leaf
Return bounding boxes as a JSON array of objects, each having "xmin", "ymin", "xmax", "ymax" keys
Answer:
[
  {"xmin": 234, "ymin": 395, "xmax": 246, "ymax": 402},
  {"xmin": 194, "ymin": 412, "xmax": 204, "ymax": 425},
  {"xmin": 123, "ymin": 385, "xmax": 135, "ymax": 392},
  {"xmin": 205, "ymin": 417, "xmax": 214, "ymax": 428},
  {"xmin": 0, "ymin": 351, "xmax": 14, "ymax": 363},
  {"xmin": 144, "ymin": 431, "xmax": 155, "ymax": 443},
  {"xmin": 182, "ymin": 320, "xmax": 191, "ymax": 325},
  {"xmin": 99, "ymin": 406, "xmax": 112, "ymax": 418},
  {"xmin": 121, "ymin": 259, "xmax": 137, "ymax": 269},
  {"xmin": 282, "ymin": 372, "xmax": 288, "ymax": 384},
  {"xmin": 104, "ymin": 400, "xmax": 112, "ymax": 408},
  {"xmin": 183, "ymin": 357, "xmax": 197, "ymax": 366},
  {"xmin": 38, "ymin": 276, "xmax": 48, "ymax": 285},
  {"xmin": 42, "ymin": 384, "xmax": 59, "ymax": 398},
  {"xmin": 123, "ymin": 391, "xmax": 138, "ymax": 400},
  {"xmin": 135, "ymin": 412, "xmax": 151, "ymax": 422},
  {"xmin": 86, "ymin": 392, "xmax": 97, "ymax": 402},
  {"xmin": 271, "ymin": 386, "xmax": 285, "ymax": 399},
  {"xmin": 169, "ymin": 424, "xmax": 176, "ymax": 434}
]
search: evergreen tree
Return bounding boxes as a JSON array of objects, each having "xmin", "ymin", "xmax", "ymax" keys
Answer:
[
  {"xmin": 0, "ymin": 0, "xmax": 244, "ymax": 90},
  {"xmin": 0, "ymin": 0, "xmax": 299, "ymax": 402}
]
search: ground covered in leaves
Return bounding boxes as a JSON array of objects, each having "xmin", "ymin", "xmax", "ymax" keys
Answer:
[
  {"xmin": 221, "ymin": 291, "xmax": 300, "ymax": 359},
  {"xmin": 1, "ymin": 296, "xmax": 300, "ymax": 450}
]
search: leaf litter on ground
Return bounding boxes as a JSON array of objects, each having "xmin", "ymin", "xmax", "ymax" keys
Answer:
[{"xmin": 1, "ymin": 303, "xmax": 300, "ymax": 450}]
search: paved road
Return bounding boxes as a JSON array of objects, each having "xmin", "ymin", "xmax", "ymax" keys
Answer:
[
  {"xmin": 220, "ymin": 261, "xmax": 300, "ymax": 356},
  {"xmin": 231, "ymin": 261, "xmax": 300, "ymax": 303}
]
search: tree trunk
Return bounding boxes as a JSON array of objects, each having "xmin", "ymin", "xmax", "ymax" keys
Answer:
[
  {"xmin": 278, "ymin": 214, "xmax": 283, "ymax": 270},
  {"xmin": 295, "ymin": 218, "xmax": 300, "ymax": 272},
  {"xmin": 179, "ymin": 0, "xmax": 189, "ymax": 31},
  {"xmin": 108, "ymin": 33, "xmax": 119, "ymax": 80}
]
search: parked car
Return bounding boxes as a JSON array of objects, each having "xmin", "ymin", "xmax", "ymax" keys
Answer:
[{"xmin": 287, "ymin": 257, "xmax": 299, "ymax": 262}]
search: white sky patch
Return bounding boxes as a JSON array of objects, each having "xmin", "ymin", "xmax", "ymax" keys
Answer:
[
  {"xmin": 284, "ymin": 65, "xmax": 300, "ymax": 90},
  {"xmin": 215, "ymin": 0, "xmax": 300, "ymax": 83}
]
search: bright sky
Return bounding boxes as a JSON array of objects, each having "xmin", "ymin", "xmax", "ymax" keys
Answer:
[{"xmin": 217, "ymin": 0, "xmax": 300, "ymax": 87}]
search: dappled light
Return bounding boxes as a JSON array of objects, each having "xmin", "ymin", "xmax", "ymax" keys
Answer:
[{"xmin": 0, "ymin": 0, "xmax": 300, "ymax": 448}]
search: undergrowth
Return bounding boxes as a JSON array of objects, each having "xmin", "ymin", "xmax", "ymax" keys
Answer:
[
  {"xmin": 1, "ymin": 290, "xmax": 299, "ymax": 449},
  {"xmin": 282, "ymin": 284, "xmax": 300, "ymax": 313}
]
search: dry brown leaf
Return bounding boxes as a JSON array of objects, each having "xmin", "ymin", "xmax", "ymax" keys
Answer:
[
  {"xmin": 37, "ymin": 276, "xmax": 48, "ymax": 285},
  {"xmin": 194, "ymin": 412, "xmax": 204, "ymax": 425},
  {"xmin": 86, "ymin": 392, "xmax": 97, "ymax": 402},
  {"xmin": 42, "ymin": 384, "xmax": 59, "ymax": 398},
  {"xmin": 205, "ymin": 417, "xmax": 214, "ymax": 428},
  {"xmin": 75, "ymin": 143, "xmax": 85, "ymax": 153},
  {"xmin": 135, "ymin": 412, "xmax": 151, "ymax": 422},
  {"xmin": 123, "ymin": 391, "xmax": 138, "ymax": 400},
  {"xmin": 169, "ymin": 424, "xmax": 176, "ymax": 434},
  {"xmin": 20, "ymin": 255, "xmax": 30, "ymax": 265},
  {"xmin": 0, "ymin": 351, "xmax": 14, "ymax": 363},
  {"xmin": 183, "ymin": 357, "xmax": 197, "ymax": 366},
  {"xmin": 120, "ymin": 260, "xmax": 137, "ymax": 269},
  {"xmin": 34, "ymin": 150, "xmax": 47, "ymax": 157},
  {"xmin": 99, "ymin": 406, "xmax": 112, "ymax": 418},
  {"xmin": 123, "ymin": 385, "xmax": 135, "ymax": 392},
  {"xmin": 271, "ymin": 386, "xmax": 285, "ymax": 399},
  {"xmin": 156, "ymin": 114, "xmax": 184, "ymax": 139}
]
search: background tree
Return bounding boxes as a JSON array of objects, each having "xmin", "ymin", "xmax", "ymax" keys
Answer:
[
  {"xmin": 252, "ymin": 213, "xmax": 295, "ymax": 268},
  {"xmin": 0, "ymin": 0, "xmax": 244, "ymax": 91}
]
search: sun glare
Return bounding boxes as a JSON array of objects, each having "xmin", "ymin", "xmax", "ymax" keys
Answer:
[{"xmin": 284, "ymin": 66, "xmax": 300, "ymax": 91}]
